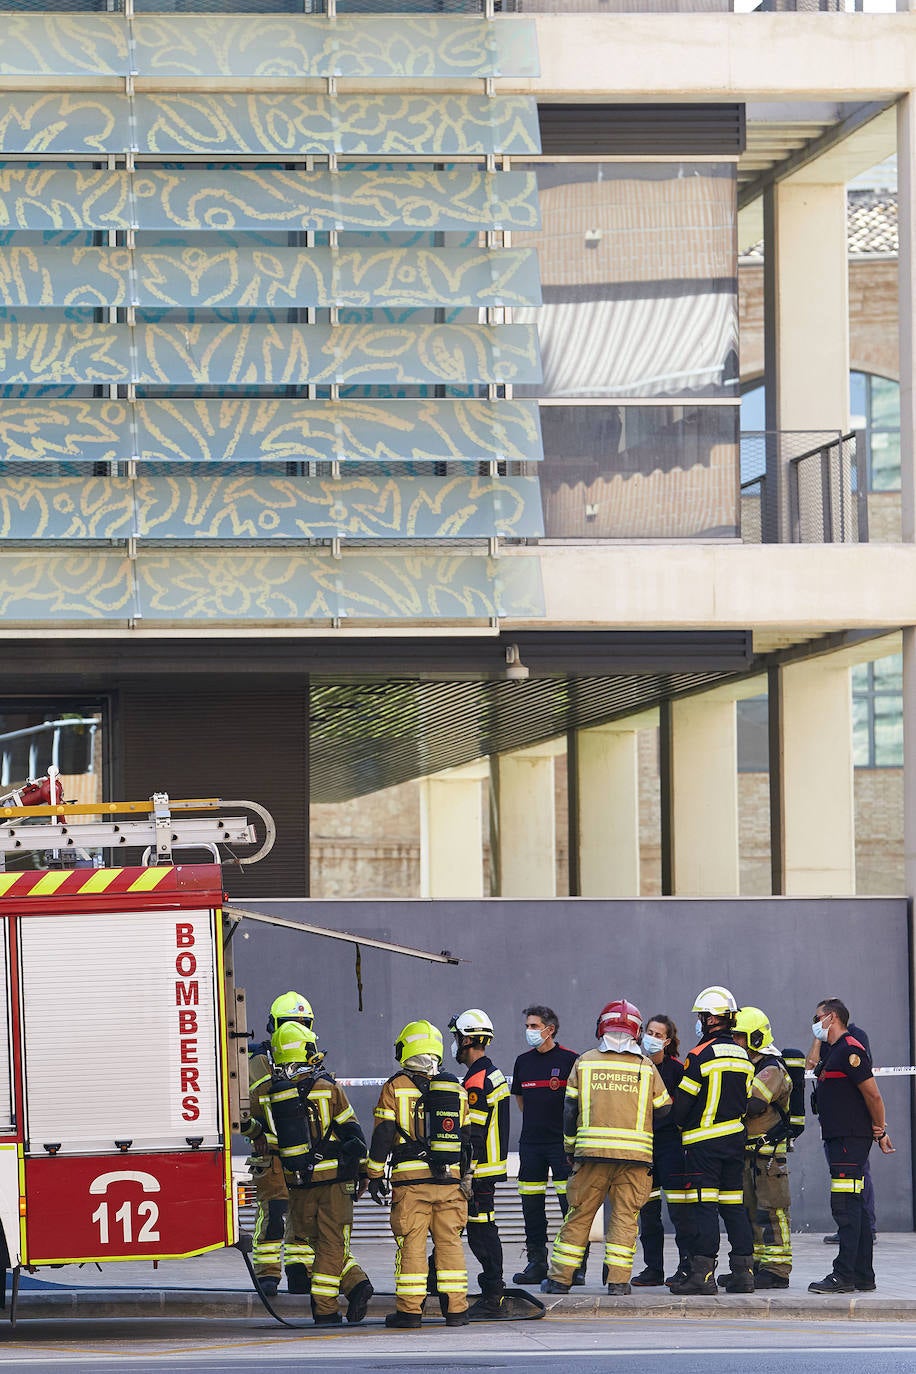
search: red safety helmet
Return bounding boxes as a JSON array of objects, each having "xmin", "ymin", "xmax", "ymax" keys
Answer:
[{"xmin": 596, "ymin": 1000, "xmax": 643, "ymax": 1041}]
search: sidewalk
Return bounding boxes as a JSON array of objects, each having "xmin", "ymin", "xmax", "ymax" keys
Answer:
[{"xmin": 8, "ymin": 1233, "xmax": 916, "ymax": 1322}]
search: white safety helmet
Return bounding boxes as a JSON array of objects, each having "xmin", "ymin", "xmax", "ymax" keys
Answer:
[
  {"xmin": 448, "ymin": 1008, "xmax": 495, "ymax": 1041},
  {"xmin": 692, "ymin": 986, "xmax": 738, "ymax": 1016}
]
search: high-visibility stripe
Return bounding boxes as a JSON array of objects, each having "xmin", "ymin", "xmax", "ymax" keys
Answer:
[
  {"xmin": 682, "ymin": 1119, "xmax": 744, "ymax": 1145},
  {"xmin": 718, "ymin": 1190, "xmax": 744, "ymax": 1205},
  {"xmin": 679, "ymin": 1077, "xmax": 702, "ymax": 1096},
  {"xmin": 518, "ymin": 1182, "xmax": 547, "ymax": 1195},
  {"xmin": 127, "ymin": 866, "xmax": 171, "ymax": 892},
  {"xmin": 29, "ymin": 871, "xmax": 70, "ymax": 896},
  {"xmin": 831, "ymin": 1177, "xmax": 863, "ymax": 1194},
  {"xmin": 77, "ymin": 867, "xmax": 121, "ymax": 893}
]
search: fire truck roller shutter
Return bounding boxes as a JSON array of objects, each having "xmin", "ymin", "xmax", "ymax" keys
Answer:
[{"xmin": 18, "ymin": 909, "xmax": 222, "ymax": 1154}]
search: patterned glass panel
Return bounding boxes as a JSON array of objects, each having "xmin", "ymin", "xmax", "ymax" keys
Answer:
[
  {"xmin": 0, "ymin": 397, "xmax": 543, "ymax": 463},
  {"xmin": 0, "ymin": 548, "xmax": 546, "ymax": 622},
  {"xmin": 0, "ymin": 168, "xmax": 541, "ymax": 234},
  {"xmin": 0, "ymin": 14, "xmax": 127, "ymax": 76},
  {"xmin": 0, "ymin": 322, "xmax": 542, "ymax": 386},
  {"xmin": 0, "ymin": 244, "xmax": 541, "ymax": 310},
  {"xmin": 0, "ymin": 471, "xmax": 543, "ymax": 539}
]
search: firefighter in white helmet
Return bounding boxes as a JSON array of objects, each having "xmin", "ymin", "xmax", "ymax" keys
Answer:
[
  {"xmin": 366, "ymin": 1020, "xmax": 472, "ymax": 1330},
  {"xmin": 249, "ymin": 1021, "xmax": 374, "ymax": 1325},
  {"xmin": 542, "ymin": 1000, "xmax": 672, "ymax": 1296},
  {"xmin": 448, "ymin": 1008, "xmax": 511, "ymax": 1317},
  {"xmin": 242, "ymin": 991, "xmax": 316, "ymax": 1298},
  {"xmin": 668, "ymin": 986, "xmax": 755, "ymax": 1296}
]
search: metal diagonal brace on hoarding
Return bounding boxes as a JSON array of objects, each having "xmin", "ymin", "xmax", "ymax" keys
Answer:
[{"xmin": 224, "ymin": 904, "xmax": 460, "ymax": 965}]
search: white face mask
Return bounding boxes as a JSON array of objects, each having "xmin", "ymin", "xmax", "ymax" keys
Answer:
[
  {"xmin": 525, "ymin": 1027, "xmax": 544, "ymax": 1048},
  {"xmin": 451, "ymin": 1040, "xmax": 461, "ymax": 1061},
  {"xmin": 812, "ymin": 1017, "xmax": 831, "ymax": 1042}
]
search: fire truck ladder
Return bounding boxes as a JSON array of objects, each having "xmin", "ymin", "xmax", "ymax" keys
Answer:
[{"xmin": 0, "ymin": 771, "xmax": 275, "ymax": 868}]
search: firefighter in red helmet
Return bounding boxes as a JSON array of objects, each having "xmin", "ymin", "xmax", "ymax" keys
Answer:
[{"xmin": 542, "ymin": 1001, "xmax": 672, "ymax": 1296}]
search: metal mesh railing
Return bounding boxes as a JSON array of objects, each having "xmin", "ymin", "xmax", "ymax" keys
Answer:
[{"xmin": 740, "ymin": 430, "xmax": 866, "ymax": 544}]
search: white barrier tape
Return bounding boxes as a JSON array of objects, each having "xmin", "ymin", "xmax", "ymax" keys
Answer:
[
  {"xmin": 804, "ymin": 1066, "xmax": 916, "ymax": 1079},
  {"xmin": 334, "ymin": 1078, "xmax": 391, "ymax": 1087}
]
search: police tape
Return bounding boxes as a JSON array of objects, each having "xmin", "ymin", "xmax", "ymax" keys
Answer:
[{"xmin": 332, "ymin": 1070, "xmax": 916, "ymax": 1088}]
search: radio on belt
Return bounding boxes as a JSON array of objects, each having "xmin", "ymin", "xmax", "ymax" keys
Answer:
[{"xmin": 0, "ymin": 770, "xmax": 460, "ymax": 1328}]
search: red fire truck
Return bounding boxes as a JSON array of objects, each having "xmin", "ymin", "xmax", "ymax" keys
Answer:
[{"xmin": 0, "ymin": 774, "xmax": 457, "ymax": 1324}]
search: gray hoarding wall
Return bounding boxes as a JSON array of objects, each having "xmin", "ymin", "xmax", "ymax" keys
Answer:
[{"xmin": 233, "ymin": 896, "xmax": 913, "ymax": 1233}]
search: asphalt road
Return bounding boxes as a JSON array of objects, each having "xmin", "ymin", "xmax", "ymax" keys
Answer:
[{"xmin": 2, "ymin": 1318, "xmax": 916, "ymax": 1372}]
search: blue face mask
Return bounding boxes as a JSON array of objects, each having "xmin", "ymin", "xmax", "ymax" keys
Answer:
[
  {"xmin": 812, "ymin": 1018, "xmax": 830, "ymax": 1042},
  {"xmin": 525, "ymin": 1027, "xmax": 544, "ymax": 1048},
  {"xmin": 695, "ymin": 1018, "xmax": 704, "ymax": 1041},
  {"xmin": 641, "ymin": 1033, "xmax": 665, "ymax": 1056}
]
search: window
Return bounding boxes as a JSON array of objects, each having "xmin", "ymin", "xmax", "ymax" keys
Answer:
[{"xmin": 852, "ymin": 656, "xmax": 902, "ymax": 768}]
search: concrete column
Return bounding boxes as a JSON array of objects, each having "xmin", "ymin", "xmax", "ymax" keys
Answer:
[
  {"xmin": 494, "ymin": 743, "xmax": 558, "ymax": 897},
  {"xmin": 419, "ymin": 761, "xmax": 487, "ymax": 899},
  {"xmin": 778, "ymin": 659, "xmax": 855, "ymax": 896},
  {"xmin": 764, "ymin": 180, "xmax": 850, "ymax": 540},
  {"xmin": 665, "ymin": 697, "xmax": 739, "ymax": 897},
  {"xmin": 573, "ymin": 725, "xmax": 640, "ymax": 897}
]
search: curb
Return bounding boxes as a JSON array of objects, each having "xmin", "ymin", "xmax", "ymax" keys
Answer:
[{"xmin": 5, "ymin": 1289, "xmax": 916, "ymax": 1323}]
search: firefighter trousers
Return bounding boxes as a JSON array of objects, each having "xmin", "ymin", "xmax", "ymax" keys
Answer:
[
  {"xmin": 467, "ymin": 1181, "xmax": 504, "ymax": 1295},
  {"xmin": 252, "ymin": 1157, "xmax": 316, "ymax": 1278},
  {"xmin": 743, "ymin": 1152, "xmax": 792, "ymax": 1279},
  {"xmin": 550, "ymin": 1158, "xmax": 653, "ymax": 1286},
  {"xmin": 390, "ymin": 1181, "xmax": 469, "ymax": 1315},
  {"xmin": 826, "ymin": 1137, "xmax": 874, "ymax": 1287},
  {"xmin": 518, "ymin": 1143, "xmax": 570, "ymax": 1252},
  {"xmin": 675, "ymin": 1142, "xmax": 754, "ymax": 1261},
  {"xmin": 286, "ymin": 1181, "xmax": 368, "ymax": 1316}
]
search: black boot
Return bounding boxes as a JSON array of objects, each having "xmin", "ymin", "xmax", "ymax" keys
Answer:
[
  {"xmin": 445, "ymin": 1310, "xmax": 470, "ymax": 1327},
  {"xmin": 669, "ymin": 1254, "xmax": 717, "ymax": 1296},
  {"xmin": 754, "ymin": 1269, "xmax": 789, "ymax": 1290},
  {"xmin": 467, "ymin": 1289, "xmax": 506, "ymax": 1319},
  {"xmin": 631, "ymin": 1267, "xmax": 665, "ymax": 1287},
  {"xmin": 311, "ymin": 1299, "xmax": 343, "ymax": 1326},
  {"xmin": 513, "ymin": 1247, "xmax": 548, "ymax": 1284},
  {"xmin": 720, "ymin": 1254, "xmax": 754, "ymax": 1294},
  {"xmin": 540, "ymin": 1278, "xmax": 570, "ymax": 1294},
  {"xmin": 345, "ymin": 1279, "xmax": 374, "ymax": 1324},
  {"xmin": 665, "ymin": 1256, "xmax": 690, "ymax": 1287},
  {"xmin": 572, "ymin": 1244, "xmax": 589, "ymax": 1286},
  {"xmin": 256, "ymin": 1275, "xmax": 279, "ymax": 1299},
  {"xmin": 385, "ymin": 1310, "xmax": 422, "ymax": 1328},
  {"xmin": 286, "ymin": 1263, "xmax": 311, "ymax": 1295}
]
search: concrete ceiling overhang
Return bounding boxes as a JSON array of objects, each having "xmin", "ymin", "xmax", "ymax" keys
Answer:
[{"xmin": 738, "ymin": 101, "xmax": 897, "ymax": 253}]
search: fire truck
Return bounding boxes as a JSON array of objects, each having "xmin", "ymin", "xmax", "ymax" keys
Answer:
[{"xmin": 0, "ymin": 771, "xmax": 458, "ymax": 1324}]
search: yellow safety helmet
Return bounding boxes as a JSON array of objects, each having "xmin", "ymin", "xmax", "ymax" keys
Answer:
[
  {"xmin": 267, "ymin": 991, "xmax": 314, "ymax": 1034},
  {"xmin": 394, "ymin": 1019, "xmax": 443, "ymax": 1064},
  {"xmin": 692, "ymin": 986, "xmax": 738, "ymax": 1016},
  {"xmin": 734, "ymin": 1006, "xmax": 773, "ymax": 1052},
  {"xmin": 271, "ymin": 1020, "xmax": 320, "ymax": 1066}
]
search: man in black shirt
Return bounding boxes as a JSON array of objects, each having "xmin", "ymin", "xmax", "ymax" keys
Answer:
[
  {"xmin": 807, "ymin": 998, "xmax": 894, "ymax": 1295},
  {"xmin": 510, "ymin": 1004, "xmax": 580, "ymax": 1285},
  {"xmin": 808, "ymin": 1015, "xmax": 877, "ymax": 1244}
]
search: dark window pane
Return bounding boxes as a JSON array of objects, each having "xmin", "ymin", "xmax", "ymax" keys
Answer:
[{"xmin": 737, "ymin": 696, "xmax": 768, "ymax": 774}]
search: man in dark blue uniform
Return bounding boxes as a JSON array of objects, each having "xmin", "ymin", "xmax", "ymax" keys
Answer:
[
  {"xmin": 510, "ymin": 1005, "xmax": 581, "ymax": 1285},
  {"xmin": 808, "ymin": 998, "xmax": 894, "ymax": 1295}
]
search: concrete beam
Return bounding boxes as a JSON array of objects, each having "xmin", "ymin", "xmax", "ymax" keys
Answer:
[
  {"xmin": 503, "ymin": 544, "xmax": 916, "ymax": 632},
  {"xmin": 514, "ymin": 15, "xmax": 916, "ymax": 102}
]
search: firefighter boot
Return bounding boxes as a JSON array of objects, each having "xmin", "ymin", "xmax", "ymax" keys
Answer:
[
  {"xmin": 257, "ymin": 1276, "xmax": 279, "ymax": 1299},
  {"xmin": 572, "ymin": 1243, "xmax": 590, "ymax": 1286},
  {"xmin": 311, "ymin": 1298, "xmax": 343, "ymax": 1326},
  {"xmin": 669, "ymin": 1254, "xmax": 717, "ymax": 1296},
  {"xmin": 286, "ymin": 1264, "xmax": 311, "ymax": 1295},
  {"xmin": 385, "ymin": 1311, "xmax": 423, "ymax": 1329},
  {"xmin": 720, "ymin": 1254, "xmax": 755, "ymax": 1294},
  {"xmin": 513, "ymin": 1247, "xmax": 549, "ymax": 1284},
  {"xmin": 345, "ymin": 1279, "xmax": 375, "ymax": 1324},
  {"xmin": 467, "ymin": 1283, "xmax": 506, "ymax": 1319}
]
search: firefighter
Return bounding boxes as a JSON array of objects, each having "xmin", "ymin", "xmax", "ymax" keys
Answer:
[
  {"xmin": 367, "ymin": 1020, "xmax": 472, "ymax": 1329},
  {"xmin": 448, "ymin": 1008, "xmax": 511, "ymax": 1317},
  {"xmin": 541, "ymin": 1000, "xmax": 672, "ymax": 1296},
  {"xmin": 249, "ymin": 1021, "xmax": 374, "ymax": 1325},
  {"xmin": 668, "ymin": 986, "xmax": 755, "ymax": 1296},
  {"xmin": 242, "ymin": 991, "xmax": 316, "ymax": 1297},
  {"xmin": 726, "ymin": 1006, "xmax": 794, "ymax": 1290}
]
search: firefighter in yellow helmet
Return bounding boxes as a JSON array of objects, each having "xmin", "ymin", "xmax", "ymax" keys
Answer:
[
  {"xmin": 248, "ymin": 1021, "xmax": 374, "ymax": 1325},
  {"xmin": 242, "ymin": 992, "xmax": 316, "ymax": 1298},
  {"xmin": 725, "ymin": 1007, "xmax": 794, "ymax": 1290},
  {"xmin": 367, "ymin": 1020, "xmax": 472, "ymax": 1329}
]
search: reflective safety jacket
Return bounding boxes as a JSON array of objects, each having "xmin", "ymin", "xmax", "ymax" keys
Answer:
[
  {"xmin": 463, "ymin": 1055, "xmax": 510, "ymax": 1183},
  {"xmin": 562, "ymin": 1049, "xmax": 671, "ymax": 1164},
  {"xmin": 744, "ymin": 1049, "xmax": 793, "ymax": 1160},
  {"xmin": 673, "ymin": 1034, "xmax": 753, "ymax": 1149},
  {"xmin": 242, "ymin": 1045, "xmax": 277, "ymax": 1152},
  {"xmin": 367, "ymin": 1070, "xmax": 470, "ymax": 1186},
  {"xmin": 250, "ymin": 1069, "xmax": 366, "ymax": 1186},
  {"xmin": 781, "ymin": 1047, "xmax": 807, "ymax": 1139}
]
